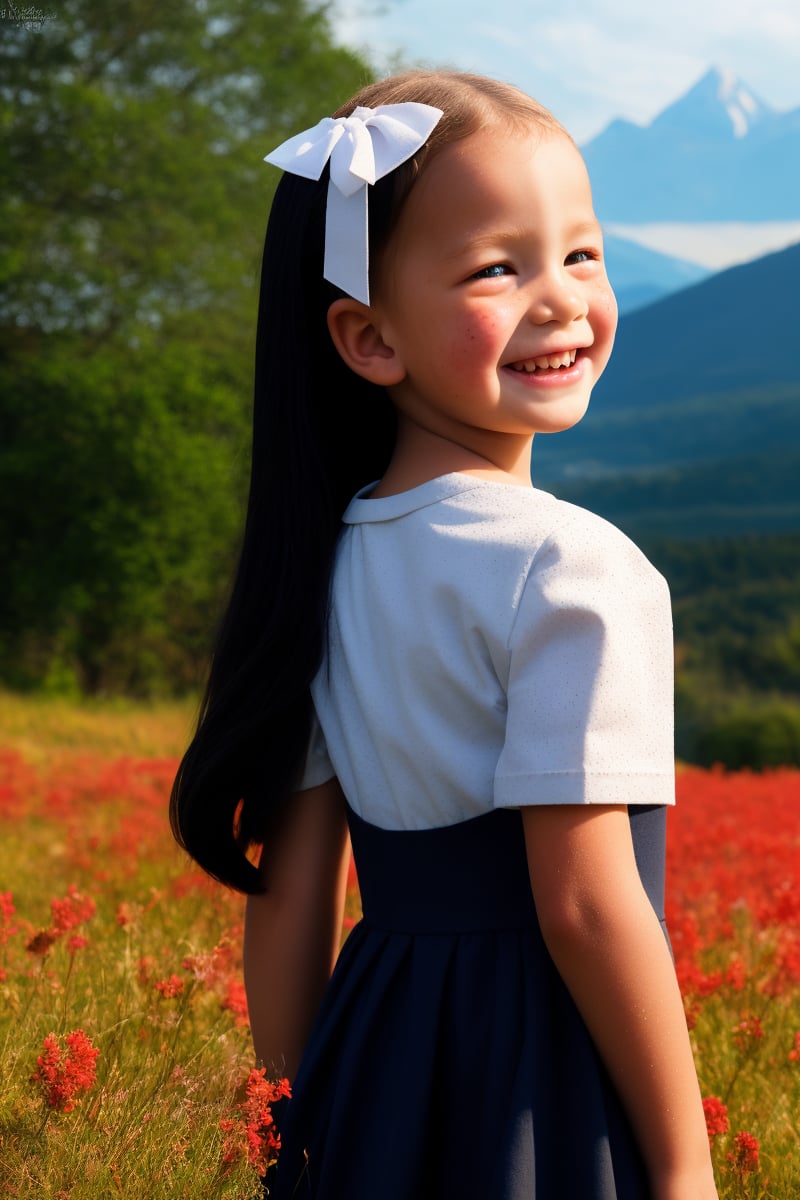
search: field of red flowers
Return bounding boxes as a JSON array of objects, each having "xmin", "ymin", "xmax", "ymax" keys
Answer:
[{"xmin": 0, "ymin": 703, "xmax": 798, "ymax": 1197}]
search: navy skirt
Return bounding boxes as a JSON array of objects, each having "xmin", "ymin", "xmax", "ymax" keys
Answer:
[{"xmin": 268, "ymin": 804, "xmax": 667, "ymax": 1199}]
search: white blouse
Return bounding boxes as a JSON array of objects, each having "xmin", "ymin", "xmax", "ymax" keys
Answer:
[{"xmin": 300, "ymin": 473, "xmax": 675, "ymax": 830}]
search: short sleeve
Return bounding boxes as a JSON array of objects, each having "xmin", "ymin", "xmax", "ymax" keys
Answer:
[
  {"xmin": 296, "ymin": 709, "xmax": 336, "ymax": 791},
  {"xmin": 493, "ymin": 511, "xmax": 675, "ymax": 809}
]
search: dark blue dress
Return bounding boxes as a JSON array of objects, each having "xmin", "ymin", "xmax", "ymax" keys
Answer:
[{"xmin": 268, "ymin": 802, "xmax": 667, "ymax": 1199}]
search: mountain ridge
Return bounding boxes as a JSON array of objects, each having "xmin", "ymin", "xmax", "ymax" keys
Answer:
[
  {"xmin": 603, "ymin": 233, "xmax": 709, "ymax": 313},
  {"xmin": 582, "ymin": 67, "xmax": 800, "ymax": 221},
  {"xmin": 650, "ymin": 67, "xmax": 771, "ymax": 140},
  {"xmin": 531, "ymin": 238, "xmax": 800, "ymax": 537},
  {"xmin": 597, "ymin": 239, "xmax": 800, "ymax": 409}
]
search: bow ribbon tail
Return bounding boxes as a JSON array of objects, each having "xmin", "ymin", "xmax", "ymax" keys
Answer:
[{"xmin": 324, "ymin": 180, "xmax": 370, "ymax": 305}]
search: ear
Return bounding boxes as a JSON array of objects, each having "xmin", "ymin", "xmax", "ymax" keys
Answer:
[{"xmin": 326, "ymin": 298, "xmax": 406, "ymax": 387}]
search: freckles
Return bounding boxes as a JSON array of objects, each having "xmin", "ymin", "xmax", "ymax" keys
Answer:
[
  {"xmin": 591, "ymin": 287, "xmax": 618, "ymax": 337},
  {"xmin": 598, "ymin": 286, "xmax": 617, "ymax": 317},
  {"xmin": 446, "ymin": 322, "xmax": 494, "ymax": 368},
  {"xmin": 462, "ymin": 313, "xmax": 501, "ymax": 347}
]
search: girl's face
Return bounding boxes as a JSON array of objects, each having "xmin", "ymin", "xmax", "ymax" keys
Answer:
[{"xmin": 370, "ymin": 126, "xmax": 617, "ymax": 458}]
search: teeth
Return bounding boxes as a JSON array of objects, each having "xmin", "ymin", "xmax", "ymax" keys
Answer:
[{"xmin": 511, "ymin": 349, "xmax": 578, "ymax": 373}]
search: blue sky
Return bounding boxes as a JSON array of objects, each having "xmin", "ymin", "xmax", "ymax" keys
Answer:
[{"xmin": 331, "ymin": 0, "xmax": 800, "ymax": 143}]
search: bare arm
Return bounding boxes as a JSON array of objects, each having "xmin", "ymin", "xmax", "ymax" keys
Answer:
[
  {"xmin": 243, "ymin": 778, "xmax": 350, "ymax": 1079},
  {"xmin": 522, "ymin": 804, "xmax": 718, "ymax": 1200}
]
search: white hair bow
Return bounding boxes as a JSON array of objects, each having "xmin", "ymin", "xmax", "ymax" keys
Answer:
[{"xmin": 264, "ymin": 102, "xmax": 443, "ymax": 305}]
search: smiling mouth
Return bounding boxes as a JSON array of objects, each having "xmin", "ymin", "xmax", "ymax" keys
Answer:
[{"xmin": 509, "ymin": 349, "xmax": 579, "ymax": 373}]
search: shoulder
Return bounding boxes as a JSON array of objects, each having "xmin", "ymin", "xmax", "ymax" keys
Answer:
[
  {"xmin": 499, "ymin": 492, "xmax": 672, "ymax": 658},
  {"xmin": 444, "ymin": 481, "xmax": 668, "ymax": 606},
  {"xmin": 443, "ymin": 481, "xmax": 655, "ymax": 565},
  {"xmin": 531, "ymin": 494, "xmax": 668, "ymax": 593}
]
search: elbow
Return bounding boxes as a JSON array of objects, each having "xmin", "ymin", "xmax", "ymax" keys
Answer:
[
  {"xmin": 535, "ymin": 890, "xmax": 608, "ymax": 955},
  {"xmin": 534, "ymin": 875, "xmax": 654, "ymax": 968},
  {"xmin": 533, "ymin": 865, "xmax": 646, "ymax": 954}
]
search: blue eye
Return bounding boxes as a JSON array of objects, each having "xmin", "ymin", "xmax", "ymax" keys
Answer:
[
  {"xmin": 566, "ymin": 249, "xmax": 596, "ymax": 265},
  {"xmin": 471, "ymin": 263, "xmax": 510, "ymax": 279}
]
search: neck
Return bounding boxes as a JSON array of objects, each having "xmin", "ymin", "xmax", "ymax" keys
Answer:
[{"xmin": 371, "ymin": 419, "xmax": 534, "ymax": 497}]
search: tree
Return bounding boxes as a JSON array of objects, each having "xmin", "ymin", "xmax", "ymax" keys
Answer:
[{"xmin": 0, "ymin": 0, "xmax": 371, "ymax": 693}]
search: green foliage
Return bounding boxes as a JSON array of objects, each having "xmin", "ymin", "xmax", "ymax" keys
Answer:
[
  {"xmin": 546, "ymin": 441, "xmax": 800, "ymax": 538},
  {"xmin": 651, "ymin": 533, "xmax": 800, "ymax": 691},
  {"xmin": 692, "ymin": 704, "xmax": 800, "ymax": 771},
  {"xmin": 535, "ymin": 384, "xmax": 800, "ymax": 494},
  {"xmin": 0, "ymin": 0, "xmax": 371, "ymax": 694},
  {"xmin": 642, "ymin": 535, "xmax": 800, "ymax": 766}
]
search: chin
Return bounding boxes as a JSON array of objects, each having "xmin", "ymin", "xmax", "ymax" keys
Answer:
[{"xmin": 536, "ymin": 403, "xmax": 592, "ymax": 435}]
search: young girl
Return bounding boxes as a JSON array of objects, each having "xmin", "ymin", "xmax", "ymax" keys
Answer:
[{"xmin": 171, "ymin": 71, "xmax": 719, "ymax": 1200}]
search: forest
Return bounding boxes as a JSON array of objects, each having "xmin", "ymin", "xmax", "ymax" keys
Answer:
[
  {"xmin": 2, "ymin": 0, "xmax": 798, "ymax": 767},
  {"xmin": 1, "ymin": 0, "xmax": 370, "ymax": 695},
  {"xmin": 646, "ymin": 535, "xmax": 800, "ymax": 766}
]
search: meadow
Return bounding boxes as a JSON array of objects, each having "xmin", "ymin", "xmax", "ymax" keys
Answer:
[{"xmin": 0, "ymin": 693, "xmax": 798, "ymax": 1197}]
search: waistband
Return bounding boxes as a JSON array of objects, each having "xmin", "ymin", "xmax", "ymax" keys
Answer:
[{"xmin": 346, "ymin": 803, "xmax": 667, "ymax": 935}]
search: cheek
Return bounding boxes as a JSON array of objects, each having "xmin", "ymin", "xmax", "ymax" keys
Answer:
[
  {"xmin": 443, "ymin": 311, "xmax": 506, "ymax": 369},
  {"xmin": 592, "ymin": 287, "xmax": 618, "ymax": 351}
]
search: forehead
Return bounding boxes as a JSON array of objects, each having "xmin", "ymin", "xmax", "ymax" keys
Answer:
[{"xmin": 390, "ymin": 126, "xmax": 596, "ymax": 253}]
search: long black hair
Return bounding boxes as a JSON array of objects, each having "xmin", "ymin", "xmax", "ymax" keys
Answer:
[{"xmin": 169, "ymin": 71, "xmax": 565, "ymax": 893}]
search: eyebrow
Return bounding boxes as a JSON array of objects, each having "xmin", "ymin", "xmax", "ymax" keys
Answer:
[
  {"xmin": 566, "ymin": 219, "xmax": 604, "ymax": 240},
  {"xmin": 442, "ymin": 219, "xmax": 604, "ymax": 262}
]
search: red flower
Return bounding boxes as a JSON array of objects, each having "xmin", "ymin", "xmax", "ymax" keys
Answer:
[
  {"xmin": 727, "ymin": 1131, "xmax": 760, "ymax": 1174},
  {"xmin": 220, "ymin": 1068, "xmax": 291, "ymax": 1175},
  {"xmin": 154, "ymin": 974, "xmax": 185, "ymax": 998},
  {"xmin": 31, "ymin": 1030, "xmax": 99, "ymax": 1113},
  {"xmin": 702, "ymin": 1096, "xmax": 729, "ymax": 1139},
  {"xmin": 724, "ymin": 957, "xmax": 746, "ymax": 991},
  {"xmin": 221, "ymin": 978, "xmax": 249, "ymax": 1026},
  {"xmin": 50, "ymin": 885, "xmax": 96, "ymax": 933},
  {"xmin": 732, "ymin": 1013, "xmax": 764, "ymax": 1052},
  {"xmin": 182, "ymin": 939, "xmax": 234, "ymax": 987},
  {"xmin": 788, "ymin": 1031, "xmax": 800, "ymax": 1063},
  {"xmin": 0, "ymin": 891, "xmax": 17, "ymax": 946},
  {"xmin": 137, "ymin": 955, "xmax": 155, "ymax": 986}
]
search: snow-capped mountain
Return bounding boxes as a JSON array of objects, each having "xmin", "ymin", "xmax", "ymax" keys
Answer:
[
  {"xmin": 582, "ymin": 67, "xmax": 800, "ymax": 221},
  {"xmin": 650, "ymin": 67, "xmax": 770, "ymax": 140}
]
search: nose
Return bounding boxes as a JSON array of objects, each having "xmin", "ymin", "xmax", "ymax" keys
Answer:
[{"xmin": 529, "ymin": 269, "xmax": 588, "ymax": 325}]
